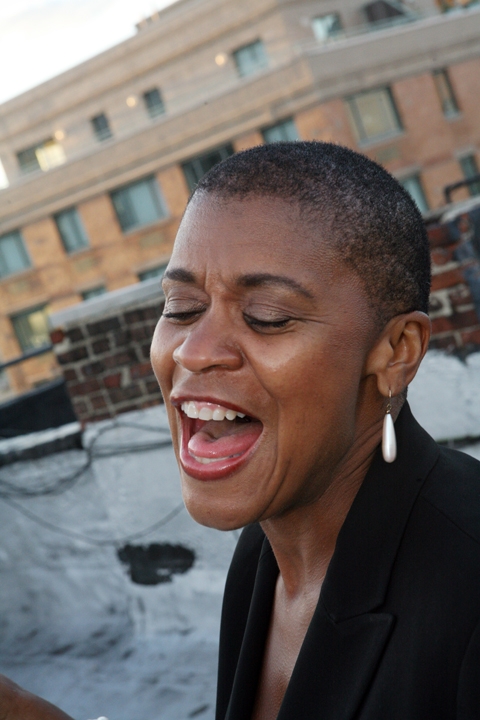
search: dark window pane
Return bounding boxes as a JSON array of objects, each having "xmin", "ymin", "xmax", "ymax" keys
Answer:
[
  {"xmin": 347, "ymin": 87, "xmax": 402, "ymax": 144},
  {"xmin": 82, "ymin": 286, "xmax": 107, "ymax": 300},
  {"xmin": 182, "ymin": 144, "xmax": 234, "ymax": 191},
  {"xmin": 263, "ymin": 119, "xmax": 299, "ymax": 143},
  {"xmin": 400, "ymin": 175, "xmax": 429, "ymax": 213},
  {"xmin": 433, "ymin": 70, "xmax": 459, "ymax": 117},
  {"xmin": 460, "ymin": 155, "xmax": 480, "ymax": 197},
  {"xmin": 143, "ymin": 88, "xmax": 165, "ymax": 118},
  {"xmin": 0, "ymin": 231, "xmax": 31, "ymax": 278},
  {"xmin": 91, "ymin": 113, "xmax": 112, "ymax": 142},
  {"xmin": 139, "ymin": 264, "xmax": 167, "ymax": 281},
  {"xmin": 233, "ymin": 40, "xmax": 268, "ymax": 78},
  {"xmin": 111, "ymin": 176, "xmax": 168, "ymax": 232},
  {"xmin": 11, "ymin": 306, "xmax": 50, "ymax": 352},
  {"xmin": 55, "ymin": 208, "xmax": 89, "ymax": 253},
  {"xmin": 364, "ymin": 0, "xmax": 408, "ymax": 24},
  {"xmin": 17, "ymin": 146, "xmax": 41, "ymax": 174}
]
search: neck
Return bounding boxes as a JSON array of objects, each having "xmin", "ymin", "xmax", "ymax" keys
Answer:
[{"xmin": 260, "ymin": 415, "xmax": 384, "ymax": 600}]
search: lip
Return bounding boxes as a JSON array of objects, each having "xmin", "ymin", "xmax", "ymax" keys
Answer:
[{"xmin": 172, "ymin": 395, "xmax": 263, "ymax": 481}]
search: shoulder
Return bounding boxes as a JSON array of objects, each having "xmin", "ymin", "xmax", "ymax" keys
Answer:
[{"xmin": 420, "ymin": 445, "xmax": 480, "ymax": 546}]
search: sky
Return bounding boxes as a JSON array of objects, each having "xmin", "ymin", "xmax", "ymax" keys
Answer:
[{"xmin": 0, "ymin": 0, "xmax": 178, "ymax": 105}]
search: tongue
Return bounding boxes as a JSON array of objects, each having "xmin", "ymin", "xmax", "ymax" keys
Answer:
[{"xmin": 188, "ymin": 423, "xmax": 262, "ymax": 459}]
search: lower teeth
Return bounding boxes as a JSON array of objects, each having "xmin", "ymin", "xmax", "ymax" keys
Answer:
[{"xmin": 192, "ymin": 453, "xmax": 242, "ymax": 465}]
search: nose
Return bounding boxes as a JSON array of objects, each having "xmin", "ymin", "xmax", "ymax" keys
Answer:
[{"xmin": 172, "ymin": 308, "xmax": 243, "ymax": 373}]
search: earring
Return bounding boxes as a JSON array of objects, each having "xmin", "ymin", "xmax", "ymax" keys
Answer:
[{"xmin": 382, "ymin": 390, "xmax": 397, "ymax": 463}]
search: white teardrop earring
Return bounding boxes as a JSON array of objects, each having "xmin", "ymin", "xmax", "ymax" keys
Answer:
[{"xmin": 382, "ymin": 390, "xmax": 397, "ymax": 463}]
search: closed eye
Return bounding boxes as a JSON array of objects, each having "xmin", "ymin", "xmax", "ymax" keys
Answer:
[
  {"xmin": 162, "ymin": 309, "xmax": 204, "ymax": 323},
  {"xmin": 243, "ymin": 313, "xmax": 292, "ymax": 331}
]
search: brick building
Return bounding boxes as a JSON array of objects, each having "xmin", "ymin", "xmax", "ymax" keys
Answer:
[{"xmin": 0, "ymin": 0, "xmax": 480, "ymax": 397}]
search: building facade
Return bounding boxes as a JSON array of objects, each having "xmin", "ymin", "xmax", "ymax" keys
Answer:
[{"xmin": 0, "ymin": 0, "xmax": 479, "ymax": 395}]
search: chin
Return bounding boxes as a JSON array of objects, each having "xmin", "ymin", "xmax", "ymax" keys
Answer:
[{"xmin": 181, "ymin": 483, "xmax": 256, "ymax": 532}]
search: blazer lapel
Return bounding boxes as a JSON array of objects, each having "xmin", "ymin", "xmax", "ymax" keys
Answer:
[
  {"xmin": 279, "ymin": 404, "xmax": 441, "ymax": 720},
  {"xmin": 224, "ymin": 540, "xmax": 279, "ymax": 720},
  {"xmin": 279, "ymin": 605, "xmax": 394, "ymax": 719}
]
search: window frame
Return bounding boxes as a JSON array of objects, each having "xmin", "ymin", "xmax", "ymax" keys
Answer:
[
  {"xmin": 0, "ymin": 230, "xmax": 31, "ymax": 279},
  {"xmin": 143, "ymin": 88, "xmax": 165, "ymax": 119},
  {"xmin": 311, "ymin": 13, "xmax": 343, "ymax": 43},
  {"xmin": 459, "ymin": 154, "xmax": 480, "ymax": 197},
  {"xmin": 10, "ymin": 305, "xmax": 50, "ymax": 353},
  {"xmin": 398, "ymin": 173, "xmax": 429, "ymax": 214},
  {"xmin": 433, "ymin": 69, "xmax": 460, "ymax": 118},
  {"xmin": 54, "ymin": 207, "xmax": 90, "ymax": 254},
  {"xmin": 262, "ymin": 118, "xmax": 300, "ymax": 144},
  {"xmin": 233, "ymin": 40, "xmax": 268, "ymax": 78},
  {"xmin": 17, "ymin": 138, "xmax": 65, "ymax": 174},
  {"xmin": 138, "ymin": 264, "xmax": 168, "ymax": 282},
  {"xmin": 81, "ymin": 286, "xmax": 107, "ymax": 301},
  {"xmin": 91, "ymin": 113, "xmax": 113, "ymax": 142},
  {"xmin": 182, "ymin": 144, "xmax": 235, "ymax": 192},
  {"xmin": 346, "ymin": 87, "xmax": 403, "ymax": 145},
  {"xmin": 110, "ymin": 176, "xmax": 168, "ymax": 233}
]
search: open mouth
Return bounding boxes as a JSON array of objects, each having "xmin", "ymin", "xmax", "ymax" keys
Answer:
[{"xmin": 177, "ymin": 400, "xmax": 263, "ymax": 481}]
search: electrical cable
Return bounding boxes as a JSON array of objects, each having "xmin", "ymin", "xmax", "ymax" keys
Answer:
[
  {"xmin": 0, "ymin": 419, "xmax": 185, "ymax": 545},
  {"xmin": 0, "ymin": 420, "xmax": 173, "ymax": 498},
  {"xmin": 0, "ymin": 495, "xmax": 185, "ymax": 547}
]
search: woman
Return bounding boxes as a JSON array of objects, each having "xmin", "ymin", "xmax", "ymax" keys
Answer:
[
  {"xmin": 152, "ymin": 142, "xmax": 480, "ymax": 720},
  {"xmin": 2, "ymin": 142, "xmax": 480, "ymax": 718}
]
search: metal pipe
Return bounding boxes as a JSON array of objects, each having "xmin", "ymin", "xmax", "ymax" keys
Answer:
[{"xmin": 0, "ymin": 345, "xmax": 53, "ymax": 372}]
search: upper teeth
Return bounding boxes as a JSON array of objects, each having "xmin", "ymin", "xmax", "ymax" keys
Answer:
[{"xmin": 181, "ymin": 401, "xmax": 246, "ymax": 422}]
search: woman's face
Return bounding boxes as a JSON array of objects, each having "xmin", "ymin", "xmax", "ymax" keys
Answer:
[{"xmin": 151, "ymin": 195, "xmax": 379, "ymax": 530}]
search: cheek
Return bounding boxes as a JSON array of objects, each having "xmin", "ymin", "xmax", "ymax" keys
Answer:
[
  {"xmin": 150, "ymin": 320, "xmax": 178, "ymax": 392},
  {"xmin": 254, "ymin": 333, "xmax": 365, "ymax": 436}
]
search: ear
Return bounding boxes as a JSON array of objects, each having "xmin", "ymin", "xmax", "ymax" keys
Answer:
[{"xmin": 365, "ymin": 311, "xmax": 431, "ymax": 398}]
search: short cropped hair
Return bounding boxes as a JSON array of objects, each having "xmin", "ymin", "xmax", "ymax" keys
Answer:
[{"xmin": 192, "ymin": 141, "xmax": 431, "ymax": 325}]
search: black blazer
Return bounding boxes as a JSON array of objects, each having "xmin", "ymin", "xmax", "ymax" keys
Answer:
[{"xmin": 216, "ymin": 404, "xmax": 480, "ymax": 720}]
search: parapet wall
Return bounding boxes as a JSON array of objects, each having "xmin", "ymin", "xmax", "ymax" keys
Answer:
[
  {"xmin": 49, "ymin": 198, "xmax": 480, "ymax": 425},
  {"xmin": 426, "ymin": 198, "xmax": 480, "ymax": 353},
  {"xmin": 49, "ymin": 279, "xmax": 164, "ymax": 423}
]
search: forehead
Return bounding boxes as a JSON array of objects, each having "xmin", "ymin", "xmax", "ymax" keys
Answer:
[{"xmin": 172, "ymin": 194, "xmax": 338, "ymax": 282}]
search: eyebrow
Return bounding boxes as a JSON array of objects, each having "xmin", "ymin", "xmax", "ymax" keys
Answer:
[
  {"xmin": 237, "ymin": 273, "xmax": 314, "ymax": 299},
  {"xmin": 163, "ymin": 268, "xmax": 313, "ymax": 299},
  {"xmin": 163, "ymin": 268, "xmax": 196, "ymax": 283}
]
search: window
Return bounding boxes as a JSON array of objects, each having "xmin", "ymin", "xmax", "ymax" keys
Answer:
[
  {"xmin": 312, "ymin": 14, "xmax": 343, "ymax": 43},
  {"xmin": 459, "ymin": 155, "xmax": 480, "ymax": 197},
  {"xmin": 17, "ymin": 139, "xmax": 66, "ymax": 174},
  {"xmin": 0, "ymin": 231, "xmax": 31, "ymax": 278},
  {"xmin": 433, "ymin": 70, "xmax": 459, "ymax": 118},
  {"xmin": 111, "ymin": 176, "xmax": 168, "ymax": 232},
  {"xmin": 363, "ymin": 0, "xmax": 410, "ymax": 26},
  {"xmin": 138, "ymin": 264, "xmax": 167, "ymax": 282},
  {"xmin": 347, "ymin": 87, "xmax": 402, "ymax": 144},
  {"xmin": 233, "ymin": 40, "xmax": 268, "ymax": 78},
  {"xmin": 11, "ymin": 306, "xmax": 50, "ymax": 353},
  {"xmin": 399, "ymin": 175, "xmax": 429, "ymax": 213},
  {"xmin": 54, "ymin": 208, "xmax": 89, "ymax": 253},
  {"xmin": 263, "ymin": 119, "xmax": 299, "ymax": 144},
  {"xmin": 82, "ymin": 286, "xmax": 107, "ymax": 300},
  {"xmin": 143, "ymin": 88, "xmax": 165, "ymax": 118},
  {"xmin": 91, "ymin": 113, "xmax": 112, "ymax": 142},
  {"xmin": 182, "ymin": 144, "xmax": 234, "ymax": 192}
]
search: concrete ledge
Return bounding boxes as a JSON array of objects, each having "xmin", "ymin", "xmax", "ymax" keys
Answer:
[
  {"xmin": 49, "ymin": 278, "xmax": 164, "ymax": 329},
  {"xmin": 0, "ymin": 422, "xmax": 83, "ymax": 467}
]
